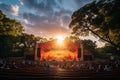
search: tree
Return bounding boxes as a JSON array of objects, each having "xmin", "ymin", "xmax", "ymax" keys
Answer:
[
  {"xmin": 19, "ymin": 33, "xmax": 48, "ymax": 54},
  {"xmin": 0, "ymin": 10, "xmax": 24, "ymax": 36},
  {"xmin": 69, "ymin": 0, "xmax": 120, "ymax": 53},
  {"xmin": 96, "ymin": 43, "xmax": 118, "ymax": 59},
  {"xmin": 81, "ymin": 39, "xmax": 97, "ymax": 55},
  {"xmin": 0, "ymin": 10, "xmax": 24, "ymax": 57},
  {"xmin": 18, "ymin": 33, "xmax": 36, "ymax": 54},
  {"xmin": 64, "ymin": 36, "xmax": 80, "ymax": 44}
]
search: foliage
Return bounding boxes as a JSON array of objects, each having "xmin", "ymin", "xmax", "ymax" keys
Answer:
[
  {"xmin": 69, "ymin": 0, "xmax": 120, "ymax": 51},
  {"xmin": 18, "ymin": 33, "xmax": 45, "ymax": 53},
  {"xmin": 65, "ymin": 36, "xmax": 97, "ymax": 55},
  {"xmin": 0, "ymin": 10, "xmax": 24, "ymax": 36},
  {"xmin": 81, "ymin": 39, "xmax": 97, "ymax": 55},
  {"xmin": 95, "ymin": 42, "xmax": 120, "ymax": 59},
  {"xmin": 64, "ymin": 36, "xmax": 80, "ymax": 44},
  {"xmin": 0, "ymin": 10, "xmax": 24, "ymax": 57},
  {"xmin": 0, "ymin": 10, "xmax": 48, "ymax": 57}
]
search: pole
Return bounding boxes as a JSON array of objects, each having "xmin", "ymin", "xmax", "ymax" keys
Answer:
[
  {"xmin": 81, "ymin": 41, "xmax": 84, "ymax": 61},
  {"xmin": 34, "ymin": 42, "xmax": 38, "ymax": 61}
]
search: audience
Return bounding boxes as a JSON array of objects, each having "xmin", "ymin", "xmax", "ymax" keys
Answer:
[{"xmin": 0, "ymin": 57, "xmax": 120, "ymax": 73}]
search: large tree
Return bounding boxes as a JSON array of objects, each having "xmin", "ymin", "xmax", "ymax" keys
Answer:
[
  {"xmin": 0, "ymin": 10, "xmax": 24, "ymax": 36},
  {"xmin": 19, "ymin": 33, "xmax": 38, "ymax": 54},
  {"xmin": 69, "ymin": 0, "xmax": 120, "ymax": 52},
  {"xmin": 0, "ymin": 10, "xmax": 24, "ymax": 57},
  {"xmin": 18, "ymin": 33, "xmax": 48, "ymax": 54}
]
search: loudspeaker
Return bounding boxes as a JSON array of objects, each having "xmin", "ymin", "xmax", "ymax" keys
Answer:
[
  {"xmin": 37, "ymin": 48, "xmax": 41, "ymax": 57},
  {"xmin": 78, "ymin": 48, "xmax": 81, "ymax": 58}
]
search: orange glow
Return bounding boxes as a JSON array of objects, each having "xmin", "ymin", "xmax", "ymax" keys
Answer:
[
  {"xmin": 39, "ymin": 40, "xmax": 79, "ymax": 61},
  {"xmin": 41, "ymin": 49, "xmax": 77, "ymax": 61}
]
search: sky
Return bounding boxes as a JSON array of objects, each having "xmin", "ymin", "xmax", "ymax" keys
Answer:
[{"xmin": 0, "ymin": 0, "xmax": 105, "ymax": 47}]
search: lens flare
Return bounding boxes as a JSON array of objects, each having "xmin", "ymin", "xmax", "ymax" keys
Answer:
[{"xmin": 56, "ymin": 36, "xmax": 64, "ymax": 45}]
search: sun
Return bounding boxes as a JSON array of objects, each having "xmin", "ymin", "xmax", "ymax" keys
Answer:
[{"xmin": 56, "ymin": 36, "xmax": 64, "ymax": 45}]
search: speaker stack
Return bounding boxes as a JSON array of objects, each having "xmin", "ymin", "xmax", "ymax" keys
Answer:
[
  {"xmin": 78, "ymin": 48, "xmax": 81, "ymax": 58},
  {"xmin": 37, "ymin": 48, "xmax": 41, "ymax": 57}
]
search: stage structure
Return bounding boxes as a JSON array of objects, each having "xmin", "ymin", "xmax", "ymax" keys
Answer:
[{"xmin": 34, "ymin": 39, "xmax": 93, "ymax": 61}]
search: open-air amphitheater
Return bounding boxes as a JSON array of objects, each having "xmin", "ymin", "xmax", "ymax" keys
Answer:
[{"xmin": 0, "ymin": 58, "xmax": 120, "ymax": 79}]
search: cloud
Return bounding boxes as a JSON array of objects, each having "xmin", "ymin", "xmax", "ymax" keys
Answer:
[
  {"xmin": 20, "ymin": 0, "xmax": 59, "ymax": 12},
  {"xmin": 22, "ymin": 12, "xmax": 70, "ymax": 37},
  {"xmin": 23, "ymin": 22, "xmax": 70, "ymax": 38},
  {"xmin": 22, "ymin": 13, "xmax": 47, "ymax": 25},
  {"xmin": 19, "ymin": 0, "xmax": 24, "ymax": 5},
  {"xmin": 11, "ymin": 5, "xmax": 19, "ymax": 16},
  {"xmin": 0, "ymin": 3, "xmax": 19, "ymax": 16},
  {"xmin": 18, "ymin": 0, "xmax": 73, "ymax": 37},
  {"xmin": 18, "ymin": 0, "xmax": 93, "ymax": 37},
  {"xmin": 74, "ymin": 0, "xmax": 93, "ymax": 8}
]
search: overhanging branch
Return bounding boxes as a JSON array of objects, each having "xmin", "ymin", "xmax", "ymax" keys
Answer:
[{"xmin": 87, "ymin": 27, "xmax": 117, "ymax": 47}]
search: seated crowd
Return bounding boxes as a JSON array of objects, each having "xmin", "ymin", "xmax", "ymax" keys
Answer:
[{"xmin": 0, "ymin": 58, "xmax": 120, "ymax": 72}]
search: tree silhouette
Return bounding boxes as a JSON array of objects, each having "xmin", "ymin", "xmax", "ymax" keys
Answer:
[
  {"xmin": 69, "ymin": 0, "xmax": 120, "ymax": 52},
  {"xmin": 0, "ymin": 10, "xmax": 24, "ymax": 57}
]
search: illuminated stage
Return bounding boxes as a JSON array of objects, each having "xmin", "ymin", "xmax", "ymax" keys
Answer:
[
  {"xmin": 40, "ymin": 49, "xmax": 78, "ymax": 61},
  {"xmin": 35, "ymin": 38, "xmax": 93, "ymax": 61},
  {"xmin": 37, "ymin": 39, "xmax": 79, "ymax": 61}
]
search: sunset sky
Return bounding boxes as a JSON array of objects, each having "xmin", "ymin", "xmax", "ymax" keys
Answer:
[{"xmin": 0, "ymin": 0, "xmax": 105, "ymax": 47}]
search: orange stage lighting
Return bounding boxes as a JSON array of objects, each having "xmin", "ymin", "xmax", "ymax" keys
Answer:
[{"xmin": 39, "ymin": 39, "xmax": 79, "ymax": 61}]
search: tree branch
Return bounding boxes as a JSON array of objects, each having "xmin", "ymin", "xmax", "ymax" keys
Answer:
[{"xmin": 87, "ymin": 27, "xmax": 117, "ymax": 47}]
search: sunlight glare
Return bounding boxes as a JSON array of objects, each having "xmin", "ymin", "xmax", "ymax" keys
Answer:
[{"xmin": 56, "ymin": 36, "xmax": 64, "ymax": 45}]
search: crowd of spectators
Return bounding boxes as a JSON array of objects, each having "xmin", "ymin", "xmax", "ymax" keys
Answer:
[{"xmin": 0, "ymin": 57, "xmax": 120, "ymax": 72}]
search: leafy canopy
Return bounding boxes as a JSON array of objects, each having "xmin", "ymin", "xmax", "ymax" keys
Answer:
[
  {"xmin": 69, "ymin": 0, "xmax": 120, "ymax": 50},
  {"xmin": 0, "ymin": 10, "xmax": 24, "ymax": 36}
]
